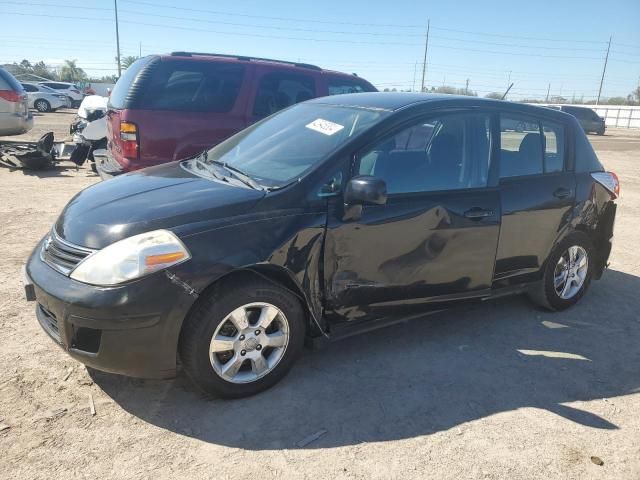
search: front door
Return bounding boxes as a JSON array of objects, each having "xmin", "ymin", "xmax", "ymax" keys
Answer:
[{"xmin": 323, "ymin": 111, "xmax": 501, "ymax": 324}]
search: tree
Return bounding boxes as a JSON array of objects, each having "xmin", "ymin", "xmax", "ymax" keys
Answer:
[
  {"xmin": 485, "ymin": 92, "xmax": 503, "ymax": 100},
  {"xmin": 120, "ymin": 56, "xmax": 139, "ymax": 69},
  {"xmin": 58, "ymin": 59, "xmax": 87, "ymax": 82},
  {"xmin": 430, "ymin": 85, "xmax": 477, "ymax": 96},
  {"xmin": 630, "ymin": 86, "xmax": 640, "ymax": 104},
  {"xmin": 6, "ymin": 59, "xmax": 56, "ymax": 80}
]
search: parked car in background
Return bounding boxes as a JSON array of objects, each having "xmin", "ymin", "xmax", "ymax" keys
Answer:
[
  {"xmin": 26, "ymin": 94, "xmax": 619, "ymax": 398},
  {"xmin": 100, "ymin": 52, "xmax": 377, "ymax": 178},
  {"xmin": 0, "ymin": 67, "xmax": 33, "ymax": 136},
  {"xmin": 38, "ymin": 81, "xmax": 84, "ymax": 107},
  {"xmin": 556, "ymin": 105, "xmax": 605, "ymax": 135},
  {"xmin": 21, "ymin": 83, "xmax": 69, "ymax": 112}
]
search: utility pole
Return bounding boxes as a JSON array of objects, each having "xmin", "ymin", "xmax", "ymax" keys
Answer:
[
  {"xmin": 546, "ymin": 83, "xmax": 550, "ymax": 102},
  {"xmin": 412, "ymin": 62, "xmax": 417, "ymax": 92},
  {"xmin": 420, "ymin": 19, "xmax": 430, "ymax": 93},
  {"xmin": 139, "ymin": 42, "xmax": 142, "ymax": 58},
  {"xmin": 114, "ymin": 0, "xmax": 122, "ymax": 77},
  {"xmin": 465, "ymin": 78, "xmax": 469, "ymax": 95},
  {"xmin": 596, "ymin": 36, "xmax": 611, "ymax": 105}
]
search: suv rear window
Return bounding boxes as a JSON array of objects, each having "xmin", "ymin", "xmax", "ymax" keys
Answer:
[
  {"xmin": 109, "ymin": 56, "xmax": 155, "ymax": 109},
  {"xmin": 139, "ymin": 60, "xmax": 245, "ymax": 113}
]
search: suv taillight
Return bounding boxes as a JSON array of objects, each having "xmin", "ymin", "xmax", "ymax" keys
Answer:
[
  {"xmin": 120, "ymin": 121, "xmax": 139, "ymax": 160},
  {"xmin": 592, "ymin": 171, "xmax": 620, "ymax": 199},
  {"xmin": 0, "ymin": 90, "xmax": 21, "ymax": 102}
]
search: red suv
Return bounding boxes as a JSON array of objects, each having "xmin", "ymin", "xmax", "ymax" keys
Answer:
[{"xmin": 101, "ymin": 52, "xmax": 377, "ymax": 177}]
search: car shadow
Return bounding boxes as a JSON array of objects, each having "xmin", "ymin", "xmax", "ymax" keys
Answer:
[
  {"xmin": 91, "ymin": 269, "xmax": 640, "ymax": 450},
  {"xmin": 3, "ymin": 162, "xmax": 97, "ymax": 178}
]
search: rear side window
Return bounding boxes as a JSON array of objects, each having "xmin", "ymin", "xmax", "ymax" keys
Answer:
[
  {"xmin": 500, "ymin": 115, "xmax": 566, "ymax": 178},
  {"xmin": 139, "ymin": 61, "xmax": 245, "ymax": 113},
  {"xmin": 327, "ymin": 78, "xmax": 372, "ymax": 95},
  {"xmin": 253, "ymin": 72, "xmax": 315, "ymax": 118}
]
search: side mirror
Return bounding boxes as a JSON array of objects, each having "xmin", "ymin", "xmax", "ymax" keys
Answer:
[{"xmin": 344, "ymin": 175, "xmax": 387, "ymax": 205}]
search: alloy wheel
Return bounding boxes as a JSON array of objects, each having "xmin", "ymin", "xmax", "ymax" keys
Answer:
[
  {"xmin": 553, "ymin": 245, "xmax": 588, "ymax": 299},
  {"xmin": 209, "ymin": 302, "xmax": 290, "ymax": 384}
]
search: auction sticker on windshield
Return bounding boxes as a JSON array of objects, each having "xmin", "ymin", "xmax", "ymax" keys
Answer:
[{"xmin": 306, "ymin": 118, "xmax": 345, "ymax": 136}]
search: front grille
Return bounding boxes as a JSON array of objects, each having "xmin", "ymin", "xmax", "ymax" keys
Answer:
[{"xmin": 41, "ymin": 230, "xmax": 95, "ymax": 275}]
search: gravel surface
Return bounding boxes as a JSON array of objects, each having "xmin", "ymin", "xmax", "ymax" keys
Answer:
[{"xmin": 1, "ymin": 112, "xmax": 639, "ymax": 479}]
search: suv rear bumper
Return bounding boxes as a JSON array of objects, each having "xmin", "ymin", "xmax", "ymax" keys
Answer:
[
  {"xmin": 26, "ymin": 239, "xmax": 197, "ymax": 379},
  {"xmin": 96, "ymin": 148, "xmax": 125, "ymax": 180}
]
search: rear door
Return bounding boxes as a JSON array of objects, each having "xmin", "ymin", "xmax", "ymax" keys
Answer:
[
  {"xmin": 494, "ymin": 113, "xmax": 574, "ymax": 284},
  {"xmin": 324, "ymin": 110, "xmax": 501, "ymax": 323}
]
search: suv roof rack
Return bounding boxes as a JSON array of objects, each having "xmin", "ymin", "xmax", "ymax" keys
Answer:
[{"xmin": 169, "ymin": 52, "xmax": 322, "ymax": 71}]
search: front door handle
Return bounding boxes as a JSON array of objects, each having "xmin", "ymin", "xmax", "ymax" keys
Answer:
[
  {"xmin": 464, "ymin": 207, "xmax": 494, "ymax": 219},
  {"xmin": 553, "ymin": 187, "xmax": 572, "ymax": 199}
]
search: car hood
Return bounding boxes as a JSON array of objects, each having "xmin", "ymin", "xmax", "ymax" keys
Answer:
[{"xmin": 55, "ymin": 161, "xmax": 265, "ymax": 249}]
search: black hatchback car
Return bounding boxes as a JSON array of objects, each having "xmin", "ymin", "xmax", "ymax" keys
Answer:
[{"xmin": 25, "ymin": 93, "xmax": 619, "ymax": 398}]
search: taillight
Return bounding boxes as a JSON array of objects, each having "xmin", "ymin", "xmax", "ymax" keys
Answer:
[
  {"xmin": 120, "ymin": 121, "xmax": 139, "ymax": 159},
  {"xmin": 71, "ymin": 89, "xmax": 80, "ymax": 94},
  {"xmin": 591, "ymin": 171, "xmax": 620, "ymax": 199},
  {"xmin": 0, "ymin": 90, "xmax": 22, "ymax": 102}
]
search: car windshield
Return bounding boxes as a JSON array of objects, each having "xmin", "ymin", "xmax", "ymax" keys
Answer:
[{"xmin": 201, "ymin": 103, "xmax": 389, "ymax": 188}]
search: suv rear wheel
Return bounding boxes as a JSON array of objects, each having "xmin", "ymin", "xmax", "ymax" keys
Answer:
[
  {"xmin": 179, "ymin": 277, "xmax": 306, "ymax": 398},
  {"xmin": 528, "ymin": 232, "xmax": 595, "ymax": 311}
]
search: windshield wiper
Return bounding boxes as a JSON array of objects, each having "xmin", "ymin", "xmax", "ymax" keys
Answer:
[
  {"xmin": 193, "ymin": 155, "xmax": 226, "ymax": 181},
  {"xmin": 209, "ymin": 160, "xmax": 264, "ymax": 191}
]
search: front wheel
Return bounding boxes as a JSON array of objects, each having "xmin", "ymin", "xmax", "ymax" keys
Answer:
[
  {"xmin": 179, "ymin": 277, "xmax": 306, "ymax": 398},
  {"xmin": 528, "ymin": 232, "xmax": 595, "ymax": 311}
]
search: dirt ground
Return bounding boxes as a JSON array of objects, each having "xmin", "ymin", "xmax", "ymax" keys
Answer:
[{"xmin": 1, "ymin": 112, "xmax": 639, "ymax": 480}]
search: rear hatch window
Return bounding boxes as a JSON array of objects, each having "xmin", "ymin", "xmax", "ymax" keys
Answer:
[
  {"xmin": 138, "ymin": 60, "xmax": 245, "ymax": 113},
  {"xmin": 108, "ymin": 56, "xmax": 157, "ymax": 109}
]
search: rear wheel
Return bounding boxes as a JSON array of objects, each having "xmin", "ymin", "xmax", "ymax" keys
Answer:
[
  {"xmin": 528, "ymin": 232, "xmax": 594, "ymax": 311},
  {"xmin": 34, "ymin": 99, "xmax": 51, "ymax": 112},
  {"xmin": 179, "ymin": 277, "xmax": 306, "ymax": 398}
]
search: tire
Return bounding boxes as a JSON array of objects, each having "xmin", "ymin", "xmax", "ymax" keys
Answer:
[
  {"xmin": 34, "ymin": 99, "xmax": 51, "ymax": 112},
  {"xmin": 179, "ymin": 276, "xmax": 306, "ymax": 398},
  {"xmin": 528, "ymin": 232, "xmax": 595, "ymax": 311}
]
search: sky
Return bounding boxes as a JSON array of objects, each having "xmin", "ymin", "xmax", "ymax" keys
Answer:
[{"xmin": 1, "ymin": 0, "xmax": 639, "ymax": 101}]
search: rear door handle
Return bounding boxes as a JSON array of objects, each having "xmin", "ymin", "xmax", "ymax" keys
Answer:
[
  {"xmin": 464, "ymin": 207, "xmax": 494, "ymax": 219},
  {"xmin": 553, "ymin": 187, "xmax": 572, "ymax": 199}
]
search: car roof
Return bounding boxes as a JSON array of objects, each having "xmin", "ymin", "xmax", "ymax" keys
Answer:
[
  {"xmin": 307, "ymin": 92, "xmax": 575, "ymax": 120},
  {"xmin": 158, "ymin": 52, "xmax": 367, "ymax": 81}
]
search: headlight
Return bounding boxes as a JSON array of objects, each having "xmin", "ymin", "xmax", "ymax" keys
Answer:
[{"xmin": 70, "ymin": 229, "xmax": 191, "ymax": 286}]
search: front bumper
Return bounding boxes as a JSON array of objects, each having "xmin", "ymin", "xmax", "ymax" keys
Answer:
[{"xmin": 26, "ymin": 240, "xmax": 197, "ymax": 379}]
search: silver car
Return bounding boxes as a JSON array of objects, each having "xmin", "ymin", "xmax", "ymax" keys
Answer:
[
  {"xmin": 0, "ymin": 67, "xmax": 33, "ymax": 136},
  {"xmin": 22, "ymin": 83, "xmax": 69, "ymax": 112}
]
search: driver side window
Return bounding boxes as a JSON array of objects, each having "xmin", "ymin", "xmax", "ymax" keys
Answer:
[{"xmin": 357, "ymin": 113, "xmax": 491, "ymax": 194}]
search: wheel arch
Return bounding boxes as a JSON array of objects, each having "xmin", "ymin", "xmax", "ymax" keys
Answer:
[{"xmin": 180, "ymin": 264, "xmax": 325, "ymax": 344}]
